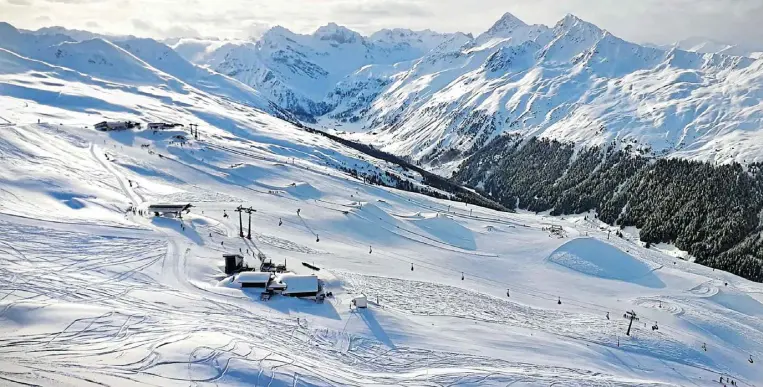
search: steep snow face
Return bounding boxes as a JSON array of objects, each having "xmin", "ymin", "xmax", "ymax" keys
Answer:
[
  {"xmin": 475, "ymin": 12, "xmax": 550, "ymax": 46},
  {"xmin": 323, "ymin": 14, "xmax": 763, "ymax": 172}
]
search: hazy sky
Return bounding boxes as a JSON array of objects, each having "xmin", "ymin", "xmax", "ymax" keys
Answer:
[{"xmin": 3, "ymin": 0, "xmax": 763, "ymax": 47}]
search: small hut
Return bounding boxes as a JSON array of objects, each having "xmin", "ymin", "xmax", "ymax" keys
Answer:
[
  {"xmin": 352, "ymin": 295, "xmax": 367, "ymax": 309},
  {"xmin": 276, "ymin": 274, "xmax": 321, "ymax": 298},
  {"xmin": 236, "ymin": 271, "xmax": 272, "ymax": 289},
  {"xmin": 147, "ymin": 203, "xmax": 192, "ymax": 217},
  {"xmin": 224, "ymin": 254, "xmax": 244, "ymax": 275}
]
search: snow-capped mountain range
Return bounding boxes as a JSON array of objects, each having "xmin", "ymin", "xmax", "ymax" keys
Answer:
[
  {"xmin": 5, "ymin": 13, "xmax": 763, "ymax": 172},
  {"xmin": 166, "ymin": 13, "xmax": 763, "ymax": 172}
]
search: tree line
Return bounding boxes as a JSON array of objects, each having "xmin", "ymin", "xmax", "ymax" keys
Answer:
[{"xmin": 453, "ymin": 136, "xmax": 763, "ymax": 282}]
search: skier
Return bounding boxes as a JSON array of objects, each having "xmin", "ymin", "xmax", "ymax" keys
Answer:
[
  {"xmin": 278, "ymin": 218, "xmax": 282, "ymax": 226},
  {"xmin": 461, "ymin": 272, "xmax": 464, "ymax": 280},
  {"xmin": 369, "ymin": 246, "xmax": 372, "ymax": 254},
  {"xmin": 506, "ymin": 289, "xmax": 510, "ymax": 298},
  {"xmin": 297, "ymin": 208, "xmax": 301, "ymax": 216},
  {"xmin": 411, "ymin": 263, "xmax": 414, "ymax": 271},
  {"xmin": 557, "ymin": 297, "xmax": 562, "ymax": 305},
  {"xmin": 606, "ymin": 312, "xmax": 610, "ymax": 320}
]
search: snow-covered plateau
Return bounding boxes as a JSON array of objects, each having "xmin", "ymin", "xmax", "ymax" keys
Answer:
[{"xmin": 0, "ymin": 15, "xmax": 762, "ymax": 387}]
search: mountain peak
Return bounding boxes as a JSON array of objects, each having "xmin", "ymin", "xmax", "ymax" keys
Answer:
[
  {"xmin": 484, "ymin": 12, "xmax": 528, "ymax": 35},
  {"xmin": 313, "ymin": 23, "xmax": 363, "ymax": 44},
  {"xmin": 554, "ymin": 14, "xmax": 601, "ymax": 34}
]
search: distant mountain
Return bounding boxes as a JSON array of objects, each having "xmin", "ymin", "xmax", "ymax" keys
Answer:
[
  {"xmin": 0, "ymin": 23, "xmax": 285, "ymax": 117},
  {"xmin": 184, "ymin": 24, "xmax": 470, "ymax": 121},
  {"xmin": 649, "ymin": 37, "xmax": 763, "ymax": 59}
]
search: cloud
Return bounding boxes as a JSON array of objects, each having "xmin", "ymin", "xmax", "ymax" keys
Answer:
[
  {"xmin": 85, "ymin": 20, "xmax": 100, "ymax": 28},
  {"xmin": 243, "ymin": 22, "xmax": 272, "ymax": 40},
  {"xmin": 333, "ymin": 0, "xmax": 432, "ymax": 20},
  {"xmin": 131, "ymin": 18, "xmax": 200, "ymax": 38},
  {"xmin": 7, "ymin": 0, "xmax": 31, "ymax": 5},
  {"xmin": 131, "ymin": 18, "xmax": 150, "ymax": 31}
]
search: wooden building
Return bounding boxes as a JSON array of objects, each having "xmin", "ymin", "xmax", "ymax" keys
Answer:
[
  {"xmin": 146, "ymin": 203, "xmax": 192, "ymax": 217},
  {"xmin": 236, "ymin": 271, "xmax": 272, "ymax": 289},
  {"xmin": 147, "ymin": 122, "xmax": 183, "ymax": 130},
  {"xmin": 276, "ymin": 274, "xmax": 321, "ymax": 298},
  {"xmin": 224, "ymin": 254, "xmax": 244, "ymax": 275},
  {"xmin": 94, "ymin": 121, "xmax": 141, "ymax": 131}
]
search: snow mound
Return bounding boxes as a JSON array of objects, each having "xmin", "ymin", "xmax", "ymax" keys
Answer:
[
  {"xmin": 409, "ymin": 212, "xmax": 476, "ymax": 250},
  {"xmin": 547, "ymin": 238, "xmax": 664, "ymax": 288},
  {"xmin": 284, "ymin": 182, "xmax": 321, "ymax": 199},
  {"xmin": 709, "ymin": 289, "xmax": 763, "ymax": 316}
]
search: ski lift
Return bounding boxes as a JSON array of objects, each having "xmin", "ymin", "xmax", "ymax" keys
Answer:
[
  {"xmin": 278, "ymin": 218, "xmax": 282, "ymax": 226},
  {"xmin": 316, "ymin": 234, "xmax": 320, "ymax": 242},
  {"xmin": 557, "ymin": 297, "xmax": 562, "ymax": 305},
  {"xmin": 461, "ymin": 272, "xmax": 464, "ymax": 280}
]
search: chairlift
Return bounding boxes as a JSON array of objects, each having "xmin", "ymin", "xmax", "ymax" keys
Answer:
[{"xmin": 316, "ymin": 234, "xmax": 320, "ymax": 242}]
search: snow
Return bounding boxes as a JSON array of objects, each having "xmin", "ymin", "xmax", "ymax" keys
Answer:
[
  {"xmin": 0, "ymin": 17, "xmax": 763, "ymax": 387},
  {"xmin": 277, "ymin": 273, "xmax": 320, "ymax": 294},
  {"xmin": 547, "ymin": 238, "xmax": 664, "ymax": 288},
  {"xmin": 236, "ymin": 271, "xmax": 272, "ymax": 284}
]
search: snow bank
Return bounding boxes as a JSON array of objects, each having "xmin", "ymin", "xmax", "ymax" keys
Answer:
[{"xmin": 547, "ymin": 238, "xmax": 664, "ymax": 288}]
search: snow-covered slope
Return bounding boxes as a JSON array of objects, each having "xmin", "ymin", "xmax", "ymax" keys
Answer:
[
  {"xmin": 2, "ymin": 18, "xmax": 763, "ymax": 387},
  {"xmin": 2, "ymin": 76, "xmax": 763, "ymax": 387},
  {"xmin": 0, "ymin": 23, "xmax": 286, "ymax": 119}
]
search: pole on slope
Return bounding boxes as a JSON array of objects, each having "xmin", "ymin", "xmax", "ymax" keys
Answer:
[
  {"xmin": 624, "ymin": 310, "xmax": 638, "ymax": 336},
  {"xmin": 235, "ymin": 205, "xmax": 244, "ymax": 238},
  {"xmin": 246, "ymin": 206, "xmax": 255, "ymax": 240}
]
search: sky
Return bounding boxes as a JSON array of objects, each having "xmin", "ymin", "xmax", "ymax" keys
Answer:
[{"xmin": 3, "ymin": 0, "xmax": 763, "ymax": 48}]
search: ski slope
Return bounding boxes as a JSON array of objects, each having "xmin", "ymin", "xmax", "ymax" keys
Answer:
[
  {"xmin": 1, "ymin": 111, "xmax": 763, "ymax": 386},
  {"xmin": 0, "ymin": 26, "xmax": 762, "ymax": 385}
]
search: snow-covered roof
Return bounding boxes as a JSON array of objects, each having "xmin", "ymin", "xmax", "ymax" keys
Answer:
[
  {"xmin": 277, "ymin": 274, "xmax": 319, "ymax": 294},
  {"xmin": 236, "ymin": 271, "xmax": 272, "ymax": 284}
]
